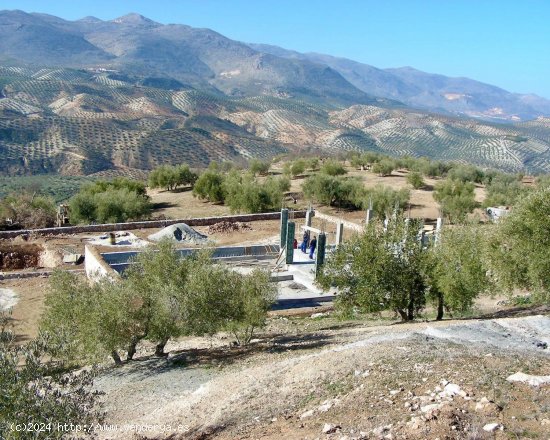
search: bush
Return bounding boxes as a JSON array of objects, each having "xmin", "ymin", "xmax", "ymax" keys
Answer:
[
  {"xmin": 363, "ymin": 185, "xmax": 410, "ymax": 219},
  {"xmin": 372, "ymin": 158, "xmax": 395, "ymax": 176},
  {"xmin": 320, "ymin": 160, "xmax": 347, "ymax": 176},
  {"xmin": 40, "ymin": 242, "xmax": 276, "ymax": 365},
  {"xmin": 0, "ymin": 192, "xmax": 56, "ymax": 228},
  {"xmin": 69, "ymin": 181, "xmax": 151, "ymax": 225},
  {"xmin": 318, "ymin": 219, "xmax": 426, "ymax": 321},
  {"xmin": 290, "ymin": 159, "xmax": 306, "ymax": 177},
  {"xmin": 306, "ymin": 157, "xmax": 319, "ymax": 171},
  {"xmin": 192, "ymin": 170, "xmax": 225, "ymax": 203},
  {"xmin": 249, "ymin": 158, "xmax": 270, "ymax": 176},
  {"xmin": 407, "ymin": 171, "xmax": 425, "ymax": 189},
  {"xmin": 302, "ymin": 174, "xmax": 364, "ymax": 209},
  {"xmin": 148, "ymin": 164, "xmax": 198, "ymax": 191},
  {"xmin": 447, "ymin": 164, "xmax": 485, "ymax": 184},
  {"xmin": 433, "ymin": 179, "xmax": 476, "ymax": 223},
  {"xmin": 223, "ymin": 171, "xmax": 288, "ymax": 213},
  {"xmin": 486, "ymin": 187, "xmax": 550, "ymax": 303},
  {"xmin": 0, "ymin": 336, "xmax": 101, "ymax": 438},
  {"xmin": 428, "ymin": 225, "xmax": 492, "ymax": 319},
  {"xmin": 483, "ymin": 173, "xmax": 527, "ymax": 207}
]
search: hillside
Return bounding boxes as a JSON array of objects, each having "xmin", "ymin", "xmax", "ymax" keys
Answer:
[
  {"xmin": 0, "ymin": 11, "xmax": 550, "ymax": 176},
  {"xmin": 1, "ymin": 65, "xmax": 550, "ymax": 175}
]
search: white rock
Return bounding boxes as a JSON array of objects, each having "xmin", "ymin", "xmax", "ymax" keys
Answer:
[
  {"xmin": 318, "ymin": 399, "xmax": 337, "ymax": 412},
  {"xmin": 322, "ymin": 423, "xmax": 337, "ymax": 434},
  {"xmin": 311, "ymin": 312, "xmax": 329, "ymax": 318},
  {"xmin": 421, "ymin": 403, "xmax": 442, "ymax": 413},
  {"xmin": 507, "ymin": 372, "xmax": 550, "ymax": 386},
  {"xmin": 389, "ymin": 389, "xmax": 400, "ymax": 395},
  {"xmin": 483, "ymin": 423, "xmax": 501, "ymax": 432},
  {"xmin": 443, "ymin": 383, "xmax": 461, "ymax": 396},
  {"xmin": 475, "ymin": 397, "xmax": 491, "ymax": 411},
  {"xmin": 300, "ymin": 409, "xmax": 314, "ymax": 419},
  {"xmin": 362, "ymin": 370, "xmax": 370, "ymax": 377},
  {"xmin": 540, "ymin": 419, "xmax": 550, "ymax": 426}
]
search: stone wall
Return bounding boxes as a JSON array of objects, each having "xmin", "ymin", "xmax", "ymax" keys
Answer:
[{"xmin": 0, "ymin": 211, "xmax": 307, "ymax": 239}]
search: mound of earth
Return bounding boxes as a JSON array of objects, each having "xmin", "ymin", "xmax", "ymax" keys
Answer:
[
  {"xmin": 207, "ymin": 221, "xmax": 253, "ymax": 234},
  {"xmin": 148, "ymin": 223, "xmax": 208, "ymax": 244}
]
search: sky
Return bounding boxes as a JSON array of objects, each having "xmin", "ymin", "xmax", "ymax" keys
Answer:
[{"xmin": 2, "ymin": 0, "xmax": 549, "ymax": 98}]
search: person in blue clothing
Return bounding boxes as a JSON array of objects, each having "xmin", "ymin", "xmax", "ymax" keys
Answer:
[
  {"xmin": 300, "ymin": 230, "xmax": 310, "ymax": 253},
  {"xmin": 309, "ymin": 235, "xmax": 317, "ymax": 260}
]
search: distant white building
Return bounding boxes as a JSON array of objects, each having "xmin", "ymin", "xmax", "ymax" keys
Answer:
[{"xmin": 486, "ymin": 206, "xmax": 511, "ymax": 222}]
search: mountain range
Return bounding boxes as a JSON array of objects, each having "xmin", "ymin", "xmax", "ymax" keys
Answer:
[{"xmin": 0, "ymin": 10, "xmax": 549, "ymax": 176}]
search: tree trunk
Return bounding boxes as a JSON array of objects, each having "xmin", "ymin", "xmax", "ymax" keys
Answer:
[
  {"xmin": 111, "ymin": 350, "xmax": 123, "ymax": 366},
  {"xmin": 396, "ymin": 308, "xmax": 408, "ymax": 322},
  {"xmin": 407, "ymin": 289, "xmax": 415, "ymax": 321},
  {"xmin": 436, "ymin": 292, "xmax": 444, "ymax": 321},
  {"xmin": 127, "ymin": 338, "xmax": 139, "ymax": 360},
  {"xmin": 155, "ymin": 337, "xmax": 170, "ymax": 357}
]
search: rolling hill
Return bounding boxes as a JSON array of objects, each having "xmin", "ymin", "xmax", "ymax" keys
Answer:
[{"xmin": 0, "ymin": 11, "xmax": 549, "ymax": 176}]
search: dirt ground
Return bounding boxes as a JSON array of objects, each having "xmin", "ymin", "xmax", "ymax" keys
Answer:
[{"xmin": 90, "ymin": 306, "xmax": 550, "ymax": 440}]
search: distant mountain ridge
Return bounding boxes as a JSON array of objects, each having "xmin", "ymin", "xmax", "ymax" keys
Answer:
[{"xmin": 248, "ymin": 43, "xmax": 550, "ymax": 122}]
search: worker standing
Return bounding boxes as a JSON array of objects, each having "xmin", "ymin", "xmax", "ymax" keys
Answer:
[
  {"xmin": 309, "ymin": 235, "xmax": 317, "ymax": 260},
  {"xmin": 300, "ymin": 230, "xmax": 310, "ymax": 253}
]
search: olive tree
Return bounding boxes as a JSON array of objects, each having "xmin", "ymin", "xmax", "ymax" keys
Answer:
[
  {"xmin": 433, "ymin": 179, "xmax": 476, "ymax": 223},
  {"xmin": 428, "ymin": 224, "xmax": 492, "ymax": 320},
  {"xmin": 486, "ymin": 187, "xmax": 550, "ymax": 303},
  {"xmin": 318, "ymin": 219, "xmax": 426, "ymax": 321},
  {"xmin": 0, "ymin": 337, "xmax": 101, "ymax": 439}
]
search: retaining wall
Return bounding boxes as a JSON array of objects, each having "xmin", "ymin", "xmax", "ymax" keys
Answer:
[
  {"xmin": 102, "ymin": 244, "xmax": 280, "ymax": 274},
  {"xmin": 0, "ymin": 211, "xmax": 307, "ymax": 239}
]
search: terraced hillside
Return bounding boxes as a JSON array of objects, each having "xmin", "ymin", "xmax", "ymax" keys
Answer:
[{"xmin": 1, "ymin": 65, "xmax": 550, "ymax": 175}]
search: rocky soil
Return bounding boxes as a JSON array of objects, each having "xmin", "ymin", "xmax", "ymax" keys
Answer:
[{"xmin": 93, "ymin": 312, "xmax": 550, "ymax": 440}]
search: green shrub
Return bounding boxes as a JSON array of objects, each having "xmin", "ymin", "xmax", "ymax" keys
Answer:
[
  {"xmin": 303, "ymin": 174, "xmax": 363, "ymax": 209},
  {"xmin": 148, "ymin": 164, "xmax": 198, "ymax": 191},
  {"xmin": 363, "ymin": 185, "xmax": 410, "ymax": 219},
  {"xmin": 318, "ymin": 219, "xmax": 426, "ymax": 321},
  {"xmin": 407, "ymin": 171, "xmax": 425, "ymax": 189},
  {"xmin": 433, "ymin": 179, "xmax": 476, "ymax": 223},
  {"xmin": 486, "ymin": 187, "xmax": 550, "ymax": 303},
  {"xmin": 249, "ymin": 158, "xmax": 270, "ymax": 176},
  {"xmin": 69, "ymin": 180, "xmax": 151, "ymax": 225},
  {"xmin": 372, "ymin": 158, "xmax": 395, "ymax": 176},
  {"xmin": 447, "ymin": 164, "xmax": 485, "ymax": 184},
  {"xmin": 192, "ymin": 170, "xmax": 226, "ymax": 203},
  {"xmin": 223, "ymin": 171, "xmax": 288, "ymax": 213},
  {"xmin": 483, "ymin": 173, "xmax": 527, "ymax": 207},
  {"xmin": 40, "ymin": 242, "xmax": 276, "ymax": 365},
  {"xmin": 0, "ymin": 192, "xmax": 56, "ymax": 228},
  {"xmin": 320, "ymin": 160, "xmax": 347, "ymax": 176}
]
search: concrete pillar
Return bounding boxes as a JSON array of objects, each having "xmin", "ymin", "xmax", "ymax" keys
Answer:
[
  {"xmin": 285, "ymin": 221, "xmax": 295, "ymax": 264},
  {"xmin": 280, "ymin": 208, "xmax": 289, "ymax": 249},
  {"xmin": 434, "ymin": 217, "xmax": 443, "ymax": 245},
  {"xmin": 365, "ymin": 209, "xmax": 374, "ymax": 225},
  {"xmin": 315, "ymin": 233, "xmax": 327, "ymax": 278},
  {"xmin": 305, "ymin": 208, "xmax": 314, "ymax": 227},
  {"xmin": 335, "ymin": 222, "xmax": 344, "ymax": 246}
]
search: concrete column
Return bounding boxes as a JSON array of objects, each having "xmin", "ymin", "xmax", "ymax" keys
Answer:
[
  {"xmin": 434, "ymin": 217, "xmax": 443, "ymax": 245},
  {"xmin": 365, "ymin": 209, "xmax": 374, "ymax": 225},
  {"xmin": 305, "ymin": 208, "xmax": 314, "ymax": 227},
  {"xmin": 315, "ymin": 232, "xmax": 327, "ymax": 278},
  {"xmin": 285, "ymin": 221, "xmax": 295, "ymax": 264},
  {"xmin": 335, "ymin": 222, "xmax": 344, "ymax": 246},
  {"xmin": 280, "ymin": 208, "xmax": 289, "ymax": 249}
]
